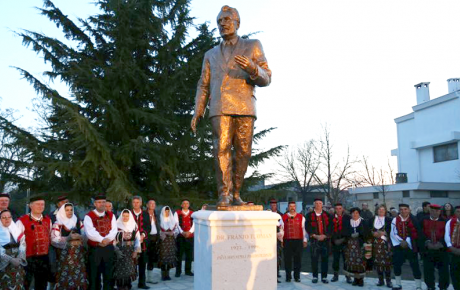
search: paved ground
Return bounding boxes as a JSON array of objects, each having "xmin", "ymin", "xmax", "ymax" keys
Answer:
[{"xmin": 132, "ymin": 268, "xmax": 454, "ymax": 290}]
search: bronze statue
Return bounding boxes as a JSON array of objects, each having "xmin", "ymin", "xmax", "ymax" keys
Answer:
[{"xmin": 191, "ymin": 5, "xmax": 272, "ymax": 206}]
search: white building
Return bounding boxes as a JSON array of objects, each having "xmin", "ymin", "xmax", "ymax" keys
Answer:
[{"xmin": 350, "ymin": 79, "xmax": 460, "ymax": 211}]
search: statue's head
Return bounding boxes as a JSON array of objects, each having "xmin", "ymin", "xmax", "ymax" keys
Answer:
[{"xmin": 217, "ymin": 5, "xmax": 240, "ymax": 39}]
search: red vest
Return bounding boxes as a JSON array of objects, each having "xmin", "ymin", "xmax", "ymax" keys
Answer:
[
  {"xmin": 396, "ymin": 216, "xmax": 418, "ymax": 240},
  {"xmin": 450, "ymin": 218, "xmax": 460, "ymax": 248},
  {"xmin": 422, "ymin": 218, "xmax": 446, "ymax": 244},
  {"xmin": 282, "ymin": 213, "xmax": 304, "ymax": 240},
  {"xmin": 18, "ymin": 214, "xmax": 51, "ymax": 257},
  {"xmin": 86, "ymin": 211, "xmax": 114, "ymax": 247},
  {"xmin": 177, "ymin": 209, "xmax": 194, "ymax": 238}
]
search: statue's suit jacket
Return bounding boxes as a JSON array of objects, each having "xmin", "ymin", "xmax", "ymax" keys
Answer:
[{"xmin": 194, "ymin": 37, "xmax": 272, "ymax": 118}]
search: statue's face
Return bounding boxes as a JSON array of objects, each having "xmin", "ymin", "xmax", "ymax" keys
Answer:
[{"xmin": 217, "ymin": 11, "xmax": 239, "ymax": 39}]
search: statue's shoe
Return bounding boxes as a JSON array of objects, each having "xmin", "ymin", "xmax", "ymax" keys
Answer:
[
  {"xmin": 232, "ymin": 195, "xmax": 245, "ymax": 205},
  {"xmin": 217, "ymin": 195, "xmax": 232, "ymax": 206}
]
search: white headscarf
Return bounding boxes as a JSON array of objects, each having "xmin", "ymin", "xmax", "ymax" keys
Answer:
[
  {"xmin": 117, "ymin": 209, "xmax": 137, "ymax": 232},
  {"xmin": 0, "ymin": 212, "xmax": 21, "ymax": 246},
  {"xmin": 56, "ymin": 203, "xmax": 78, "ymax": 230},
  {"xmin": 160, "ymin": 206, "xmax": 176, "ymax": 231}
]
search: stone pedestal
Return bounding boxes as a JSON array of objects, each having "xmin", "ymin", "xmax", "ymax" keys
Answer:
[{"xmin": 192, "ymin": 210, "xmax": 280, "ymax": 290}]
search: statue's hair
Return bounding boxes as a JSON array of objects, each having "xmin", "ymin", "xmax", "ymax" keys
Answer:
[{"xmin": 218, "ymin": 5, "xmax": 240, "ymax": 25}]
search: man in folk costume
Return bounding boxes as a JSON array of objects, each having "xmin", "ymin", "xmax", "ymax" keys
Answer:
[
  {"xmin": 269, "ymin": 199, "xmax": 283, "ymax": 281},
  {"xmin": 16, "ymin": 196, "xmax": 52, "ymax": 290},
  {"xmin": 174, "ymin": 199, "xmax": 195, "ymax": 277},
  {"xmin": 420, "ymin": 204, "xmax": 449, "ymax": 290},
  {"xmin": 445, "ymin": 205, "xmax": 460, "ymax": 290},
  {"xmin": 331, "ymin": 203, "xmax": 351, "ymax": 283},
  {"xmin": 305, "ymin": 198, "xmax": 332, "ymax": 284},
  {"xmin": 130, "ymin": 196, "xmax": 151, "ymax": 289},
  {"xmin": 390, "ymin": 203, "xmax": 422, "ymax": 290},
  {"xmin": 282, "ymin": 201, "xmax": 308, "ymax": 283},
  {"xmin": 48, "ymin": 195, "xmax": 68, "ymax": 289},
  {"xmin": 146, "ymin": 197, "xmax": 160, "ymax": 284},
  {"xmin": 84, "ymin": 194, "xmax": 118, "ymax": 290}
]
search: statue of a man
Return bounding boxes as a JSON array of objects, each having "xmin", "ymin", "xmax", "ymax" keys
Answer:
[{"xmin": 191, "ymin": 5, "xmax": 272, "ymax": 206}]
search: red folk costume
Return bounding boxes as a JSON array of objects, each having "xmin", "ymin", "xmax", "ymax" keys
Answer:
[
  {"xmin": 450, "ymin": 218, "xmax": 460, "ymax": 249},
  {"xmin": 18, "ymin": 215, "xmax": 52, "ymax": 257},
  {"xmin": 395, "ymin": 215, "xmax": 418, "ymax": 250},
  {"xmin": 86, "ymin": 210, "xmax": 114, "ymax": 247},
  {"xmin": 333, "ymin": 214, "xmax": 343, "ymax": 234},
  {"xmin": 422, "ymin": 218, "xmax": 446, "ymax": 245},
  {"xmin": 176, "ymin": 209, "xmax": 194, "ymax": 238},
  {"xmin": 309, "ymin": 211, "xmax": 330, "ymax": 236},
  {"xmin": 282, "ymin": 213, "xmax": 304, "ymax": 240}
]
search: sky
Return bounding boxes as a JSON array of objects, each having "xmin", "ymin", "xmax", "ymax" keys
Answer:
[{"xmin": 2, "ymin": 0, "xmax": 460, "ymax": 184}]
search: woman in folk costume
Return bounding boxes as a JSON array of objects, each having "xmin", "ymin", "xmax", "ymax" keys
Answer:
[
  {"xmin": 159, "ymin": 206, "xmax": 179, "ymax": 281},
  {"xmin": 51, "ymin": 203, "xmax": 88, "ymax": 290},
  {"xmin": 113, "ymin": 209, "xmax": 141, "ymax": 290},
  {"xmin": 344, "ymin": 207, "xmax": 370, "ymax": 287},
  {"xmin": 370, "ymin": 205, "xmax": 393, "ymax": 288},
  {"xmin": 0, "ymin": 209, "xmax": 27, "ymax": 290}
]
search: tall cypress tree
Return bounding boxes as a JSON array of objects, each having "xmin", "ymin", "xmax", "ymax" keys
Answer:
[{"xmin": 3, "ymin": 0, "xmax": 283, "ymax": 206}]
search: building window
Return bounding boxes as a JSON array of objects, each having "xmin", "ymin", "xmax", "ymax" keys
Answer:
[
  {"xmin": 402, "ymin": 191, "xmax": 410, "ymax": 198},
  {"xmin": 433, "ymin": 143, "xmax": 458, "ymax": 163},
  {"xmin": 373, "ymin": 192, "xmax": 379, "ymax": 199},
  {"xmin": 430, "ymin": 191, "xmax": 448, "ymax": 198}
]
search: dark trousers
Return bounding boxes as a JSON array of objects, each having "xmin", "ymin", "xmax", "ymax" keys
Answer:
[
  {"xmin": 147, "ymin": 235, "xmax": 159, "ymax": 270},
  {"xmin": 332, "ymin": 242, "xmax": 346, "ymax": 273},
  {"xmin": 423, "ymin": 250, "xmax": 450, "ymax": 289},
  {"xmin": 311, "ymin": 240, "xmax": 329, "ymax": 278},
  {"xmin": 393, "ymin": 246, "xmax": 421, "ymax": 279},
  {"xmin": 138, "ymin": 248, "xmax": 148, "ymax": 286},
  {"xmin": 451, "ymin": 254, "xmax": 460, "ymax": 290},
  {"xmin": 176, "ymin": 236, "xmax": 194, "ymax": 274},
  {"xmin": 283, "ymin": 239, "xmax": 303, "ymax": 280},
  {"xmin": 88, "ymin": 245, "xmax": 115, "ymax": 290},
  {"xmin": 25, "ymin": 255, "xmax": 50, "ymax": 290}
]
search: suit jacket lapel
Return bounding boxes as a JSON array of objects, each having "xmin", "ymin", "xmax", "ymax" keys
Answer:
[
  {"xmin": 231, "ymin": 37, "xmax": 246, "ymax": 61},
  {"xmin": 210, "ymin": 44, "xmax": 227, "ymax": 73}
]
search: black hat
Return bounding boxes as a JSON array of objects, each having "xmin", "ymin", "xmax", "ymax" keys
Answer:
[
  {"xmin": 399, "ymin": 203, "xmax": 410, "ymax": 208},
  {"xmin": 56, "ymin": 195, "xmax": 68, "ymax": 202},
  {"xmin": 0, "ymin": 193, "xmax": 10, "ymax": 199},
  {"xmin": 29, "ymin": 195, "xmax": 45, "ymax": 203},
  {"xmin": 269, "ymin": 199, "xmax": 277, "ymax": 204},
  {"xmin": 350, "ymin": 207, "xmax": 361, "ymax": 214},
  {"xmin": 455, "ymin": 205, "xmax": 460, "ymax": 210},
  {"xmin": 94, "ymin": 194, "xmax": 107, "ymax": 201},
  {"xmin": 288, "ymin": 201, "xmax": 296, "ymax": 205},
  {"xmin": 334, "ymin": 203, "xmax": 343, "ymax": 207},
  {"xmin": 146, "ymin": 197, "xmax": 156, "ymax": 202},
  {"xmin": 314, "ymin": 197, "xmax": 323, "ymax": 202}
]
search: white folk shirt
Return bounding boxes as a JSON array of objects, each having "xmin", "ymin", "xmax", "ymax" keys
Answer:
[
  {"xmin": 148, "ymin": 211, "xmax": 158, "ymax": 235},
  {"xmin": 390, "ymin": 215, "xmax": 413, "ymax": 250},
  {"xmin": 173, "ymin": 210, "xmax": 195, "ymax": 234},
  {"xmin": 83, "ymin": 210, "xmax": 118, "ymax": 243},
  {"xmin": 445, "ymin": 218, "xmax": 460, "ymax": 248}
]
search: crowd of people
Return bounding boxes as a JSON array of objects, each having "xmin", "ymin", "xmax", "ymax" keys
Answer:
[
  {"xmin": 0, "ymin": 193, "xmax": 195, "ymax": 290},
  {"xmin": 273, "ymin": 198, "xmax": 460, "ymax": 290},
  {"xmin": 1, "ymin": 191, "xmax": 460, "ymax": 290}
]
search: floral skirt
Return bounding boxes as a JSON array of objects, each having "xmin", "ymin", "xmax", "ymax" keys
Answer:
[
  {"xmin": 158, "ymin": 235, "xmax": 177, "ymax": 268},
  {"xmin": 345, "ymin": 237, "xmax": 366, "ymax": 274},
  {"xmin": 372, "ymin": 237, "xmax": 392, "ymax": 273},
  {"xmin": 55, "ymin": 245, "xmax": 88, "ymax": 290},
  {"xmin": 114, "ymin": 244, "xmax": 137, "ymax": 287},
  {"xmin": 0, "ymin": 247, "xmax": 25, "ymax": 290}
]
